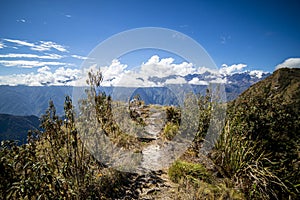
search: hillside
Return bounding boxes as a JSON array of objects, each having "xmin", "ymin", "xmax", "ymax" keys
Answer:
[
  {"xmin": 229, "ymin": 68, "xmax": 300, "ymax": 167},
  {"xmin": 219, "ymin": 67, "xmax": 300, "ymax": 198},
  {"xmin": 233, "ymin": 67, "xmax": 300, "ymax": 112},
  {"xmin": 0, "ymin": 85, "xmax": 73, "ymax": 117},
  {"xmin": 0, "ymin": 114, "xmax": 40, "ymax": 144}
]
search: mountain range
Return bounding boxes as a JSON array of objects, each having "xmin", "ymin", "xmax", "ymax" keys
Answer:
[
  {"xmin": 0, "ymin": 69, "xmax": 271, "ymax": 143},
  {"xmin": 0, "ymin": 70, "xmax": 270, "ymax": 117}
]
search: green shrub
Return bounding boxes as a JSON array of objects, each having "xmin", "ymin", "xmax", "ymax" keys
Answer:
[
  {"xmin": 168, "ymin": 160, "xmax": 243, "ymax": 200},
  {"xmin": 165, "ymin": 106, "xmax": 181, "ymax": 125},
  {"xmin": 162, "ymin": 122, "xmax": 179, "ymax": 140},
  {"xmin": 168, "ymin": 160, "xmax": 210, "ymax": 183}
]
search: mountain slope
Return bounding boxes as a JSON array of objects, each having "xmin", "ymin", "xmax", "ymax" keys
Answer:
[
  {"xmin": 225, "ymin": 71, "xmax": 270, "ymax": 100},
  {"xmin": 0, "ymin": 85, "xmax": 72, "ymax": 116},
  {"xmin": 0, "ymin": 114, "xmax": 40, "ymax": 144},
  {"xmin": 230, "ymin": 67, "xmax": 300, "ymax": 163},
  {"xmin": 233, "ymin": 68, "xmax": 300, "ymax": 111},
  {"xmin": 225, "ymin": 68, "xmax": 300, "ymax": 198}
]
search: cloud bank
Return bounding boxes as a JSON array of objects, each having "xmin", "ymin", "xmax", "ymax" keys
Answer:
[
  {"xmin": 95, "ymin": 55, "xmax": 219, "ymax": 87},
  {"xmin": 0, "ymin": 66, "xmax": 80, "ymax": 86},
  {"xmin": 275, "ymin": 58, "xmax": 300, "ymax": 69},
  {"xmin": 0, "ymin": 54, "xmax": 269, "ymax": 87},
  {"xmin": 219, "ymin": 63, "xmax": 247, "ymax": 75}
]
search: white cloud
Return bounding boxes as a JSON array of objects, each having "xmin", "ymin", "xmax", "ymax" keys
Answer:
[
  {"xmin": 83, "ymin": 60, "xmax": 130, "ymax": 87},
  {"xmin": 37, "ymin": 66, "xmax": 51, "ymax": 73},
  {"xmin": 197, "ymin": 67, "xmax": 218, "ymax": 75},
  {"xmin": 100, "ymin": 55, "xmax": 195, "ymax": 87},
  {"xmin": 31, "ymin": 41, "xmax": 68, "ymax": 52},
  {"xmin": 0, "ymin": 53, "xmax": 64, "ymax": 59},
  {"xmin": 275, "ymin": 58, "xmax": 300, "ymax": 69},
  {"xmin": 4, "ymin": 39, "xmax": 35, "ymax": 48},
  {"xmin": 0, "ymin": 60, "xmax": 68, "ymax": 68},
  {"xmin": 17, "ymin": 19, "xmax": 26, "ymax": 23},
  {"xmin": 65, "ymin": 14, "xmax": 72, "ymax": 18},
  {"xmin": 249, "ymin": 70, "xmax": 264, "ymax": 79},
  {"xmin": 81, "ymin": 55, "xmax": 220, "ymax": 87},
  {"xmin": 219, "ymin": 63, "xmax": 247, "ymax": 75},
  {"xmin": 140, "ymin": 55, "xmax": 196, "ymax": 78},
  {"xmin": 3, "ymin": 39, "xmax": 68, "ymax": 52},
  {"xmin": 0, "ymin": 42, "xmax": 6, "ymax": 49},
  {"xmin": 102, "ymin": 59, "xmax": 128, "ymax": 80},
  {"xmin": 165, "ymin": 77, "xmax": 187, "ymax": 85},
  {"xmin": 71, "ymin": 54, "xmax": 88, "ymax": 60},
  {"xmin": 0, "ymin": 67, "xmax": 81, "ymax": 86},
  {"xmin": 3, "ymin": 55, "xmax": 261, "ymax": 87},
  {"xmin": 188, "ymin": 77, "xmax": 209, "ymax": 85},
  {"xmin": 210, "ymin": 77, "xmax": 227, "ymax": 84}
]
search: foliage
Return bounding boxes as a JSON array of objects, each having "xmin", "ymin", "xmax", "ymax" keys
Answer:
[
  {"xmin": 79, "ymin": 69, "xmax": 140, "ymax": 150},
  {"xmin": 165, "ymin": 106, "xmax": 181, "ymax": 125},
  {"xmin": 227, "ymin": 97, "xmax": 299, "ymax": 198},
  {"xmin": 193, "ymin": 90, "xmax": 212, "ymax": 147},
  {"xmin": 0, "ymin": 69, "xmax": 138, "ymax": 199},
  {"xmin": 168, "ymin": 160, "xmax": 210, "ymax": 183},
  {"xmin": 212, "ymin": 81, "xmax": 300, "ymax": 199},
  {"xmin": 0, "ymin": 97, "xmax": 104, "ymax": 199},
  {"xmin": 0, "ymin": 94, "xmax": 141, "ymax": 199},
  {"xmin": 86, "ymin": 69, "xmax": 114, "ymax": 135},
  {"xmin": 181, "ymin": 69, "xmax": 300, "ymax": 199},
  {"xmin": 168, "ymin": 159, "xmax": 243, "ymax": 200},
  {"xmin": 214, "ymin": 121, "xmax": 288, "ymax": 199},
  {"xmin": 162, "ymin": 122, "xmax": 179, "ymax": 140},
  {"xmin": 161, "ymin": 106, "xmax": 181, "ymax": 140},
  {"xmin": 176, "ymin": 179, "xmax": 244, "ymax": 200}
]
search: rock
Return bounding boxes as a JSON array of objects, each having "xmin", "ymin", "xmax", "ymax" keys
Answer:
[{"xmin": 146, "ymin": 188, "xmax": 161, "ymax": 195}]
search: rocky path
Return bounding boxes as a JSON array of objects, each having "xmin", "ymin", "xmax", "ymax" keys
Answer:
[
  {"xmin": 140, "ymin": 106, "xmax": 166, "ymax": 140},
  {"xmin": 127, "ymin": 106, "xmax": 180, "ymax": 199},
  {"xmin": 120, "ymin": 169, "xmax": 179, "ymax": 200},
  {"xmin": 139, "ymin": 106, "xmax": 166, "ymax": 171},
  {"xmin": 110, "ymin": 104, "xmax": 216, "ymax": 199}
]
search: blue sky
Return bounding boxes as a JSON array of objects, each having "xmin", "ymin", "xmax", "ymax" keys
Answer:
[{"xmin": 0, "ymin": 0, "xmax": 299, "ymax": 86}]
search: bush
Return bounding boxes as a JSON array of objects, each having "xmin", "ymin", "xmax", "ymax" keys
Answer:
[
  {"xmin": 168, "ymin": 160, "xmax": 243, "ymax": 200},
  {"xmin": 162, "ymin": 122, "xmax": 179, "ymax": 140},
  {"xmin": 168, "ymin": 160, "xmax": 210, "ymax": 183},
  {"xmin": 217, "ymin": 96, "xmax": 300, "ymax": 199},
  {"xmin": 165, "ymin": 106, "xmax": 181, "ymax": 125},
  {"xmin": 213, "ymin": 121, "xmax": 288, "ymax": 199}
]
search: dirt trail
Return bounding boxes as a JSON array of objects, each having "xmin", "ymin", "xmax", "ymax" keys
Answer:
[
  {"xmin": 140, "ymin": 107, "xmax": 166, "ymax": 171},
  {"xmin": 133, "ymin": 106, "xmax": 180, "ymax": 199}
]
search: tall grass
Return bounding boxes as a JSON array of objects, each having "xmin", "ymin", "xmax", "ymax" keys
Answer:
[
  {"xmin": 168, "ymin": 160, "xmax": 244, "ymax": 199},
  {"xmin": 213, "ymin": 122, "xmax": 288, "ymax": 199}
]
